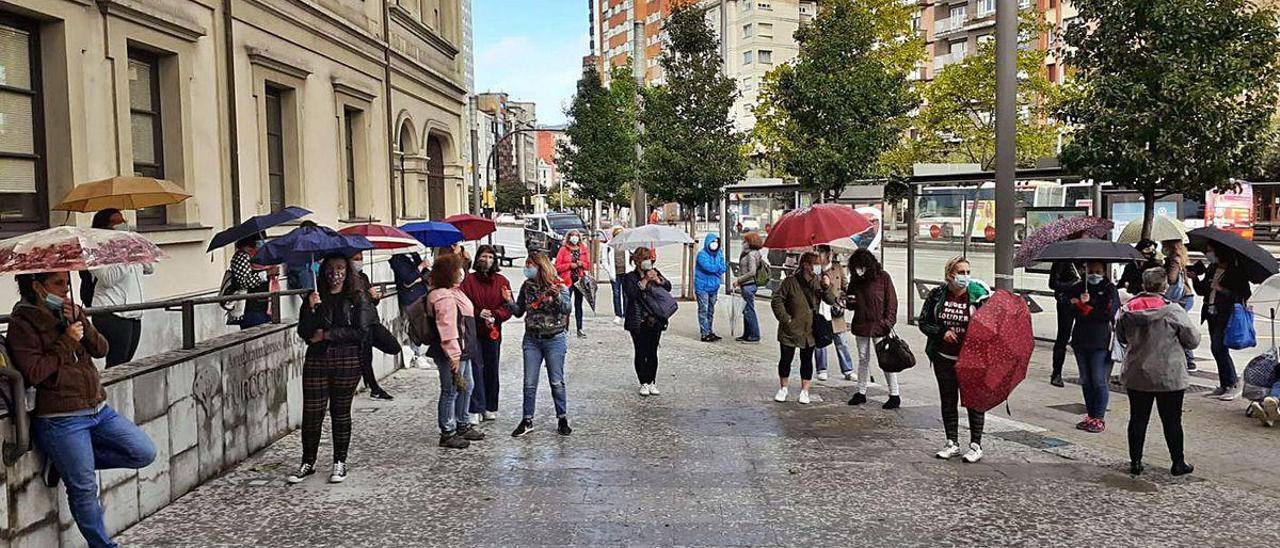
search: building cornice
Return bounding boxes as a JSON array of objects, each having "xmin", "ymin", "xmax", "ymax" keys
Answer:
[
  {"xmin": 332, "ymin": 77, "xmax": 378, "ymax": 104},
  {"xmin": 246, "ymin": 47, "xmax": 313, "ymax": 80},
  {"xmin": 97, "ymin": 0, "xmax": 206, "ymax": 43},
  {"xmin": 388, "ymin": 4, "xmax": 460, "ymax": 59},
  {"xmin": 388, "ymin": 49, "xmax": 468, "ymax": 98}
]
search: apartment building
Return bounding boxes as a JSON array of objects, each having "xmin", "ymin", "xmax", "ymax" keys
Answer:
[
  {"xmin": 595, "ymin": 0, "xmax": 674, "ymax": 85},
  {"xmin": 0, "ymin": 0, "xmax": 471, "ymax": 312},
  {"xmin": 476, "ymin": 93, "xmax": 539, "ymax": 199},
  {"xmin": 919, "ymin": 0, "xmax": 1077, "ymax": 82}
]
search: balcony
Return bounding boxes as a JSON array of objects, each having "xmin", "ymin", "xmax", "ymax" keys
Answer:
[
  {"xmin": 934, "ymin": 16, "xmax": 966, "ymax": 36},
  {"xmin": 933, "ymin": 51, "xmax": 965, "ymax": 71}
]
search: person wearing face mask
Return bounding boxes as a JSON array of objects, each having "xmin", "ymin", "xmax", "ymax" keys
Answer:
[
  {"xmin": 1048, "ymin": 235, "xmax": 1085, "ymax": 388},
  {"xmin": 425, "ymin": 253, "xmax": 486, "ymax": 449},
  {"xmin": 731, "ymin": 232, "xmax": 765, "ymax": 343},
  {"xmin": 1119, "ymin": 239, "xmax": 1161, "ymax": 296},
  {"xmin": 505, "ymin": 253, "xmax": 573, "ymax": 436},
  {"xmin": 86, "ymin": 208, "xmax": 154, "ymax": 367},
  {"xmin": 1190, "ymin": 242, "xmax": 1251, "ymax": 400},
  {"xmin": 1067, "ymin": 261, "xmax": 1121, "ymax": 433},
  {"xmin": 289, "ymin": 255, "xmax": 376, "ymax": 484},
  {"xmin": 770, "ymin": 252, "xmax": 838, "ymax": 405},
  {"xmin": 460, "ymin": 245, "xmax": 513, "ymax": 424},
  {"xmin": 918, "ymin": 257, "xmax": 990, "ymax": 462},
  {"xmin": 555, "ymin": 230, "xmax": 593, "ymax": 337},
  {"xmin": 390, "ymin": 251, "xmax": 432, "ymax": 368},
  {"xmin": 1161, "ymin": 240, "xmax": 1197, "ymax": 371},
  {"xmin": 694, "ymin": 233, "xmax": 729, "ymax": 342},
  {"xmin": 226, "ymin": 234, "xmax": 279, "ymax": 329},
  {"xmin": 814, "ymin": 245, "xmax": 854, "ymax": 381},
  {"xmin": 602, "ymin": 226, "xmax": 625, "ymax": 326},
  {"xmin": 845, "ymin": 249, "xmax": 900, "ymax": 408},
  {"xmin": 9, "ymin": 271, "xmax": 156, "ymax": 548},
  {"xmin": 347, "ymin": 253, "xmax": 393, "ymax": 401},
  {"xmin": 621, "ymin": 247, "xmax": 673, "ymax": 396}
]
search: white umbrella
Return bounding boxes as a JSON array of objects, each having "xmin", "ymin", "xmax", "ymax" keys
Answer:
[
  {"xmin": 1251, "ymin": 274, "xmax": 1280, "ymax": 316},
  {"xmin": 608, "ymin": 224, "xmax": 695, "ymax": 250}
]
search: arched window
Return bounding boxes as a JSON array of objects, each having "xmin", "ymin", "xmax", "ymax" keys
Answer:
[{"xmin": 427, "ymin": 135, "xmax": 446, "ymax": 220}]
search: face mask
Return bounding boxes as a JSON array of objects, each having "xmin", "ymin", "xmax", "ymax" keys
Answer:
[
  {"xmin": 326, "ymin": 270, "xmax": 346, "ymax": 288},
  {"xmin": 569, "ymin": 236, "xmax": 580, "ymax": 245},
  {"xmin": 1206, "ymin": 251, "xmax": 1218, "ymax": 264},
  {"xmin": 351, "ymin": 261, "xmax": 363, "ymax": 273},
  {"xmin": 952, "ymin": 275, "xmax": 970, "ymax": 288},
  {"xmin": 709, "ymin": 241, "xmax": 720, "ymax": 252},
  {"xmin": 43, "ymin": 293, "xmax": 64, "ymax": 313},
  {"xmin": 1087, "ymin": 274, "xmax": 1104, "ymax": 285},
  {"xmin": 855, "ymin": 267, "xmax": 867, "ymax": 277},
  {"xmin": 523, "ymin": 266, "xmax": 539, "ymax": 280},
  {"xmin": 640, "ymin": 260, "xmax": 653, "ymax": 271},
  {"xmin": 810, "ymin": 264, "xmax": 823, "ymax": 276}
]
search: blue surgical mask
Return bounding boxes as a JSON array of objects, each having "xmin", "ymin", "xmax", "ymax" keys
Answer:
[
  {"xmin": 43, "ymin": 293, "xmax": 64, "ymax": 313},
  {"xmin": 1087, "ymin": 274, "xmax": 1104, "ymax": 285},
  {"xmin": 523, "ymin": 266, "xmax": 538, "ymax": 280},
  {"xmin": 952, "ymin": 275, "xmax": 970, "ymax": 288}
]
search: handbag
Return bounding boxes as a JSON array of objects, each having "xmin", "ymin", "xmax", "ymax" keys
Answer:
[
  {"xmin": 875, "ymin": 329, "xmax": 917, "ymax": 373},
  {"xmin": 1225, "ymin": 303, "xmax": 1257, "ymax": 350},
  {"xmin": 640, "ymin": 282, "xmax": 679, "ymax": 326}
]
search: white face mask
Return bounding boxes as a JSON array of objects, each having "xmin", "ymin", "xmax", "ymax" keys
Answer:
[
  {"xmin": 640, "ymin": 260, "xmax": 653, "ymax": 271},
  {"xmin": 709, "ymin": 241, "xmax": 720, "ymax": 252},
  {"xmin": 810, "ymin": 264, "xmax": 822, "ymax": 276},
  {"xmin": 855, "ymin": 267, "xmax": 867, "ymax": 277},
  {"xmin": 569, "ymin": 236, "xmax": 580, "ymax": 245}
]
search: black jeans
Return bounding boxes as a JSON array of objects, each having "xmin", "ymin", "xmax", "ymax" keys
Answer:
[
  {"xmin": 359, "ymin": 343, "xmax": 384, "ymax": 394},
  {"xmin": 934, "ymin": 359, "xmax": 985, "ymax": 445},
  {"xmin": 92, "ymin": 313, "xmax": 141, "ymax": 368},
  {"xmin": 778, "ymin": 344, "xmax": 815, "ymax": 381},
  {"xmin": 630, "ymin": 328, "xmax": 663, "ymax": 384},
  {"xmin": 571, "ymin": 287, "xmax": 585, "ymax": 331},
  {"xmin": 1126, "ymin": 389, "xmax": 1185, "ymax": 466},
  {"xmin": 470, "ymin": 336, "xmax": 502, "ymax": 414},
  {"xmin": 1052, "ymin": 300, "xmax": 1074, "ymax": 378}
]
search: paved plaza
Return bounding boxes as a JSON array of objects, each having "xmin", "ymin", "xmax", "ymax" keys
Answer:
[{"xmin": 117, "ymin": 287, "xmax": 1280, "ymax": 546}]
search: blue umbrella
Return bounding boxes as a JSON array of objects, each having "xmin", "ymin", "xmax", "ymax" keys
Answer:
[
  {"xmin": 206, "ymin": 206, "xmax": 311, "ymax": 252},
  {"xmin": 251, "ymin": 224, "xmax": 373, "ymax": 267},
  {"xmin": 400, "ymin": 221, "xmax": 464, "ymax": 247}
]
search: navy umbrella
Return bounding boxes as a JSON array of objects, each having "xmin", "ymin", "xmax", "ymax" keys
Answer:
[
  {"xmin": 400, "ymin": 221, "xmax": 464, "ymax": 248},
  {"xmin": 251, "ymin": 224, "xmax": 373, "ymax": 267},
  {"xmin": 206, "ymin": 206, "xmax": 311, "ymax": 252}
]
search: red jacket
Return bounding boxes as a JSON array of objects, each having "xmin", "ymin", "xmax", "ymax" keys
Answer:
[
  {"xmin": 460, "ymin": 271, "xmax": 513, "ymax": 328},
  {"xmin": 555, "ymin": 243, "xmax": 592, "ymax": 287}
]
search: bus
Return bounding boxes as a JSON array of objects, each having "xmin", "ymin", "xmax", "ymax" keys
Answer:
[{"xmin": 916, "ymin": 179, "xmax": 1067, "ymax": 242}]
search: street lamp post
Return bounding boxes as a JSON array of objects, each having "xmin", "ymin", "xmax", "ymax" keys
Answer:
[
  {"xmin": 487, "ymin": 123, "xmax": 537, "ymax": 216},
  {"xmin": 993, "ymin": 0, "xmax": 1017, "ymax": 291}
]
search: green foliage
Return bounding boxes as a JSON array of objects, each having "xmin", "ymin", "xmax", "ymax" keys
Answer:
[
  {"xmin": 495, "ymin": 179, "xmax": 528, "ymax": 213},
  {"xmin": 639, "ymin": 2, "xmax": 747, "ymax": 208},
  {"xmin": 1057, "ymin": 0, "xmax": 1280, "ymax": 211},
  {"xmin": 557, "ymin": 64, "xmax": 637, "ymax": 208},
  {"xmin": 546, "ymin": 182, "xmax": 590, "ymax": 210},
  {"xmin": 747, "ymin": 69, "xmax": 791, "ymax": 178},
  {"xmin": 760, "ymin": 0, "xmax": 921, "ymax": 198}
]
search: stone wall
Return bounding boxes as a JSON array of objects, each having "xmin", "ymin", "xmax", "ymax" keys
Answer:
[{"xmin": 0, "ymin": 300, "xmax": 405, "ymax": 548}]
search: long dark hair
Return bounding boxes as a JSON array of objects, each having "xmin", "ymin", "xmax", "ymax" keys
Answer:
[
  {"xmin": 15, "ymin": 272, "xmax": 58, "ymax": 305},
  {"xmin": 474, "ymin": 244, "xmax": 501, "ymax": 274},
  {"xmin": 318, "ymin": 255, "xmax": 361, "ymax": 301},
  {"xmin": 847, "ymin": 249, "xmax": 882, "ymax": 281},
  {"xmin": 91, "ymin": 208, "xmax": 121, "ymax": 229}
]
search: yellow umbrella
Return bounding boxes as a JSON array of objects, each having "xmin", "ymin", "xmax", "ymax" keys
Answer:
[
  {"xmin": 1116, "ymin": 214, "xmax": 1188, "ymax": 244},
  {"xmin": 53, "ymin": 176, "xmax": 191, "ymax": 212}
]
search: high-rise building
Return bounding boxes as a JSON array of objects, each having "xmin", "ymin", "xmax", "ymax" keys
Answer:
[
  {"xmin": 919, "ymin": 0, "xmax": 1077, "ymax": 83},
  {"xmin": 595, "ymin": 0, "xmax": 675, "ymax": 85}
]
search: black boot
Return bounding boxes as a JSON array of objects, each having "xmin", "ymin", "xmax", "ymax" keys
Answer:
[
  {"xmin": 557, "ymin": 417, "xmax": 573, "ymax": 436},
  {"xmin": 1050, "ymin": 374, "xmax": 1065, "ymax": 388},
  {"xmin": 882, "ymin": 395, "xmax": 901, "ymax": 410},
  {"xmin": 1129, "ymin": 461, "xmax": 1144, "ymax": 476},
  {"xmin": 848, "ymin": 393, "xmax": 867, "ymax": 406},
  {"xmin": 1171, "ymin": 462, "xmax": 1194, "ymax": 476}
]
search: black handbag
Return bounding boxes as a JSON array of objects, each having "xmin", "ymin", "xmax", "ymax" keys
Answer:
[
  {"xmin": 812, "ymin": 312, "xmax": 834, "ymax": 348},
  {"xmin": 875, "ymin": 329, "xmax": 916, "ymax": 373}
]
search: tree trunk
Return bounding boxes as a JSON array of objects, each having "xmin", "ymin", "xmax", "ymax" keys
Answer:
[
  {"xmin": 684, "ymin": 214, "xmax": 696, "ymax": 300},
  {"xmin": 1141, "ymin": 187, "xmax": 1156, "ymax": 242}
]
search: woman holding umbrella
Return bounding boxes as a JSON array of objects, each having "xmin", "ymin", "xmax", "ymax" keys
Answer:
[
  {"xmin": 555, "ymin": 229, "xmax": 592, "ymax": 338},
  {"xmin": 460, "ymin": 244, "xmax": 512, "ymax": 423},
  {"xmin": 1068, "ymin": 261, "xmax": 1121, "ymax": 433},
  {"xmin": 621, "ymin": 247, "xmax": 673, "ymax": 396},
  {"xmin": 86, "ymin": 208, "xmax": 154, "ymax": 367},
  {"xmin": 918, "ymin": 257, "xmax": 990, "ymax": 463},
  {"xmin": 1190, "ymin": 242, "xmax": 1252, "ymax": 400},
  {"xmin": 770, "ymin": 252, "xmax": 838, "ymax": 405},
  {"xmin": 289, "ymin": 254, "xmax": 375, "ymax": 484}
]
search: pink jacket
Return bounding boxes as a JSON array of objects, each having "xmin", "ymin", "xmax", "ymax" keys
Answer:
[{"xmin": 429, "ymin": 287, "xmax": 474, "ymax": 360}]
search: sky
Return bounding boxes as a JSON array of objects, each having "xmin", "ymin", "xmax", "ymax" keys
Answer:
[{"xmin": 473, "ymin": 0, "xmax": 590, "ymax": 126}]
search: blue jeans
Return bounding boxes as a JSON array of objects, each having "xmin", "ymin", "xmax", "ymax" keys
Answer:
[
  {"xmin": 611, "ymin": 280, "xmax": 624, "ymax": 318},
  {"xmin": 741, "ymin": 283, "xmax": 760, "ymax": 341},
  {"xmin": 32, "ymin": 405, "xmax": 156, "ymax": 548},
  {"xmin": 1208, "ymin": 319, "xmax": 1239, "ymax": 388},
  {"xmin": 1074, "ymin": 348, "xmax": 1112, "ymax": 419},
  {"xmin": 815, "ymin": 332, "xmax": 854, "ymax": 374},
  {"xmin": 696, "ymin": 291, "xmax": 718, "ymax": 337},
  {"xmin": 1270, "ymin": 380, "xmax": 1280, "ymax": 399},
  {"xmin": 240, "ymin": 309, "xmax": 271, "ymax": 329},
  {"xmin": 522, "ymin": 332, "xmax": 569, "ymax": 419},
  {"xmin": 435, "ymin": 357, "xmax": 474, "ymax": 434}
]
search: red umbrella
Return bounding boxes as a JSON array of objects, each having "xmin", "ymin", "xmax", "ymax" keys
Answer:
[
  {"xmin": 955, "ymin": 290, "xmax": 1034, "ymax": 413},
  {"xmin": 338, "ymin": 224, "xmax": 418, "ymax": 250},
  {"xmin": 762, "ymin": 204, "xmax": 871, "ymax": 249},
  {"xmin": 443, "ymin": 214, "xmax": 497, "ymax": 241}
]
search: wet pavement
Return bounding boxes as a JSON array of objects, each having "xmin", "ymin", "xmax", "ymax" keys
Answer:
[{"xmin": 118, "ymin": 306, "xmax": 1280, "ymax": 547}]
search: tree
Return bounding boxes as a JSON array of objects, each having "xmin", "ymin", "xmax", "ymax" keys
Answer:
[
  {"xmin": 1058, "ymin": 0, "xmax": 1280, "ymax": 239},
  {"xmin": 747, "ymin": 69, "xmax": 791, "ymax": 178},
  {"xmin": 557, "ymin": 64, "xmax": 637, "ymax": 209},
  {"xmin": 495, "ymin": 179, "xmax": 528, "ymax": 213},
  {"xmin": 760, "ymin": 0, "xmax": 921, "ymax": 199}
]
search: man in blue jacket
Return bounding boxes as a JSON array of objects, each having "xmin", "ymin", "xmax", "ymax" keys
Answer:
[{"xmin": 695, "ymin": 233, "xmax": 728, "ymax": 342}]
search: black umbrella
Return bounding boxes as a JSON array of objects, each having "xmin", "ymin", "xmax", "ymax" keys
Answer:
[
  {"xmin": 1187, "ymin": 227, "xmax": 1279, "ymax": 284},
  {"xmin": 206, "ymin": 206, "xmax": 311, "ymax": 252},
  {"xmin": 1034, "ymin": 239, "xmax": 1145, "ymax": 263}
]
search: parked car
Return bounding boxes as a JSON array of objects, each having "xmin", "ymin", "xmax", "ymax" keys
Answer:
[
  {"xmin": 496, "ymin": 213, "xmax": 518, "ymax": 225},
  {"xmin": 523, "ymin": 211, "xmax": 588, "ymax": 253}
]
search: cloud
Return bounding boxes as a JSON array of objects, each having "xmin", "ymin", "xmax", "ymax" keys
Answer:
[{"xmin": 475, "ymin": 33, "xmax": 589, "ymax": 126}]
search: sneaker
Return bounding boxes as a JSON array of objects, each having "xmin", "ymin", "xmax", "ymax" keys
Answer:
[
  {"xmin": 412, "ymin": 356, "xmax": 431, "ymax": 370},
  {"xmin": 843, "ymin": 372, "xmax": 855, "ymax": 381},
  {"xmin": 557, "ymin": 417, "xmax": 573, "ymax": 436},
  {"xmin": 469, "ymin": 413, "xmax": 483, "ymax": 426},
  {"xmin": 613, "ymin": 316, "xmax": 623, "ymax": 326},
  {"xmin": 577, "ymin": 330, "xmax": 587, "ymax": 338},
  {"xmin": 648, "ymin": 384, "xmax": 660, "ymax": 396},
  {"xmin": 709, "ymin": 333, "xmax": 723, "ymax": 342},
  {"xmin": 798, "ymin": 390, "xmax": 811, "ymax": 405},
  {"xmin": 1216, "ymin": 386, "xmax": 1239, "ymax": 401},
  {"xmin": 848, "ymin": 392, "xmax": 867, "ymax": 406},
  {"xmin": 1250, "ymin": 402, "xmax": 1272, "ymax": 427},
  {"xmin": 328, "ymin": 461, "xmax": 348, "ymax": 483},
  {"xmin": 1186, "ymin": 362, "xmax": 1198, "ymax": 372},
  {"xmin": 370, "ymin": 390, "xmax": 394, "ymax": 401},
  {"xmin": 817, "ymin": 371, "xmax": 829, "ymax": 381},
  {"xmin": 1263, "ymin": 396, "xmax": 1280, "ymax": 424},
  {"xmin": 458, "ymin": 426, "xmax": 486, "ymax": 441},
  {"xmin": 1170, "ymin": 462, "xmax": 1195, "ymax": 476},
  {"xmin": 961, "ymin": 442, "xmax": 984, "ymax": 463},
  {"xmin": 287, "ymin": 463, "xmax": 316, "ymax": 483},
  {"xmin": 935, "ymin": 440, "xmax": 962, "ymax": 460},
  {"xmin": 639, "ymin": 384, "xmax": 651, "ymax": 396},
  {"xmin": 511, "ymin": 419, "xmax": 534, "ymax": 438},
  {"xmin": 1075, "ymin": 417, "xmax": 1092, "ymax": 431},
  {"xmin": 42, "ymin": 460, "xmax": 60, "ymax": 488},
  {"xmin": 1205, "ymin": 386, "xmax": 1229, "ymax": 398},
  {"xmin": 774, "ymin": 387, "xmax": 789, "ymax": 402},
  {"xmin": 882, "ymin": 395, "xmax": 901, "ymax": 410},
  {"xmin": 1049, "ymin": 375, "xmax": 1065, "ymax": 388},
  {"xmin": 483, "ymin": 411, "xmax": 498, "ymax": 422},
  {"xmin": 1129, "ymin": 461, "xmax": 1144, "ymax": 476},
  {"xmin": 439, "ymin": 433, "xmax": 470, "ymax": 449},
  {"xmin": 1083, "ymin": 418, "xmax": 1105, "ymax": 433}
]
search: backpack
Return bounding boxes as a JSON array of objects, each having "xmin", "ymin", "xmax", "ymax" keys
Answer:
[
  {"xmin": 753, "ymin": 252, "xmax": 771, "ymax": 287},
  {"xmin": 218, "ymin": 269, "xmax": 246, "ymax": 324},
  {"xmin": 405, "ymin": 290, "xmax": 440, "ymax": 346}
]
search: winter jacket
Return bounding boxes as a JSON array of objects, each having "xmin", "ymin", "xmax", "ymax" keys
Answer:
[
  {"xmin": 1067, "ymin": 280, "xmax": 1121, "ymax": 352},
  {"xmin": 427, "ymin": 287, "xmax": 479, "ymax": 361},
  {"xmin": 620, "ymin": 269, "xmax": 673, "ymax": 333},
  {"xmin": 7, "ymin": 302, "xmax": 109, "ymax": 416},
  {"xmin": 298, "ymin": 291, "xmax": 372, "ymax": 357},
  {"xmin": 917, "ymin": 281, "xmax": 991, "ymax": 364},
  {"xmin": 599, "ymin": 241, "xmax": 619, "ymax": 282},
  {"xmin": 1116, "ymin": 294, "xmax": 1200, "ymax": 392},
  {"xmin": 736, "ymin": 248, "xmax": 763, "ymax": 287},
  {"xmin": 390, "ymin": 252, "xmax": 428, "ymax": 309},
  {"xmin": 1119, "ymin": 258, "xmax": 1161, "ymax": 296},
  {"xmin": 1193, "ymin": 263, "xmax": 1251, "ymax": 324},
  {"xmin": 461, "ymin": 271, "xmax": 513, "ymax": 332},
  {"xmin": 505, "ymin": 280, "xmax": 572, "ymax": 337},
  {"xmin": 824, "ymin": 263, "xmax": 850, "ymax": 333},
  {"xmin": 771, "ymin": 273, "xmax": 838, "ymax": 348},
  {"xmin": 847, "ymin": 269, "xmax": 897, "ymax": 338},
  {"xmin": 1049, "ymin": 262, "xmax": 1082, "ymax": 302},
  {"xmin": 694, "ymin": 233, "xmax": 728, "ymax": 294},
  {"xmin": 555, "ymin": 242, "xmax": 592, "ymax": 287}
]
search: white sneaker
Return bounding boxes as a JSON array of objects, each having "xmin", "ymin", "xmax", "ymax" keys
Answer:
[
  {"xmin": 469, "ymin": 413, "xmax": 482, "ymax": 425},
  {"xmin": 648, "ymin": 384, "xmax": 660, "ymax": 396},
  {"xmin": 639, "ymin": 384, "xmax": 651, "ymax": 396},
  {"xmin": 798, "ymin": 390, "xmax": 811, "ymax": 405},
  {"xmin": 774, "ymin": 387, "xmax": 789, "ymax": 402},
  {"xmin": 817, "ymin": 371, "xmax": 829, "ymax": 381},
  {"xmin": 1217, "ymin": 387, "xmax": 1239, "ymax": 401},
  {"xmin": 1264, "ymin": 396, "xmax": 1280, "ymax": 424},
  {"xmin": 613, "ymin": 316, "xmax": 623, "ymax": 326},
  {"xmin": 935, "ymin": 441, "xmax": 962, "ymax": 460},
  {"xmin": 483, "ymin": 411, "xmax": 497, "ymax": 422},
  {"xmin": 1250, "ymin": 402, "xmax": 1272, "ymax": 427},
  {"xmin": 962, "ymin": 443, "xmax": 984, "ymax": 463},
  {"xmin": 843, "ymin": 372, "xmax": 855, "ymax": 381},
  {"xmin": 328, "ymin": 462, "xmax": 347, "ymax": 483},
  {"xmin": 413, "ymin": 356, "xmax": 431, "ymax": 370}
]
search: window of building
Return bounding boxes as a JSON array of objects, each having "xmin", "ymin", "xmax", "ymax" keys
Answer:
[
  {"xmin": 758, "ymin": 50, "xmax": 772, "ymax": 64},
  {"xmin": 0, "ymin": 16, "xmax": 46, "ymax": 231},
  {"xmin": 743, "ymin": 50, "xmax": 753, "ymax": 64},
  {"xmin": 758, "ymin": 22, "xmax": 774, "ymax": 38},
  {"xmin": 743, "ymin": 23, "xmax": 753, "ymax": 37},
  {"xmin": 128, "ymin": 49, "xmax": 166, "ymax": 226},
  {"xmin": 949, "ymin": 5, "xmax": 967, "ymax": 21},
  {"xmin": 265, "ymin": 86, "xmax": 286, "ymax": 213},
  {"xmin": 344, "ymin": 107, "xmax": 360, "ymax": 219},
  {"xmin": 949, "ymin": 40, "xmax": 967, "ymax": 56},
  {"xmin": 978, "ymin": 0, "xmax": 996, "ymax": 17},
  {"xmin": 757, "ymin": 2, "xmax": 772, "ymax": 11}
]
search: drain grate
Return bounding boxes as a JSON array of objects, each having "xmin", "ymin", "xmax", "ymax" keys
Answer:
[{"xmin": 990, "ymin": 430, "xmax": 1072, "ymax": 450}]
